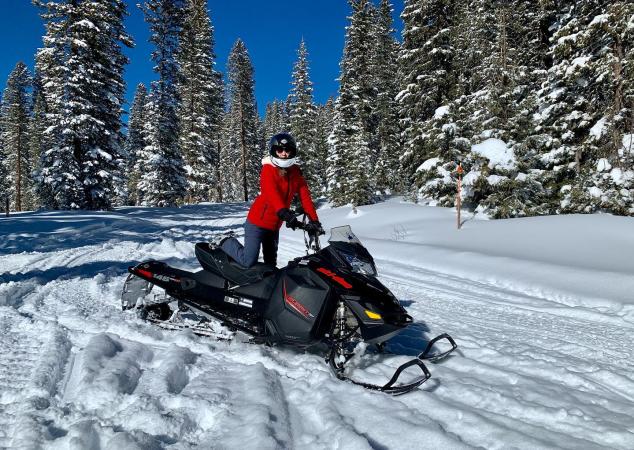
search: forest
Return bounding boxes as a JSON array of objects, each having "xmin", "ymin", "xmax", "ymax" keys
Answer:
[{"xmin": 0, "ymin": 0, "xmax": 632, "ymax": 218}]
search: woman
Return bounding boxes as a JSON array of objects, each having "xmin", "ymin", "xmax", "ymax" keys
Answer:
[{"xmin": 220, "ymin": 133, "xmax": 322, "ymax": 268}]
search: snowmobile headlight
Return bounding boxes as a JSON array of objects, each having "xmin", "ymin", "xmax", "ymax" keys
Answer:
[{"xmin": 364, "ymin": 310, "xmax": 382, "ymax": 320}]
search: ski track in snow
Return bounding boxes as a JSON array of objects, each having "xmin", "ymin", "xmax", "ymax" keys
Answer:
[{"xmin": 0, "ymin": 203, "xmax": 633, "ymax": 449}]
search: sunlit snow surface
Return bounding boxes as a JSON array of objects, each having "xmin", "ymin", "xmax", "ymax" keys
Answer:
[{"xmin": 1, "ymin": 199, "xmax": 633, "ymax": 449}]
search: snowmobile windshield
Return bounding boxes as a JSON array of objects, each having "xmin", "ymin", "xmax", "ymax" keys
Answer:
[
  {"xmin": 328, "ymin": 226, "xmax": 377, "ymax": 276},
  {"xmin": 329, "ymin": 226, "xmax": 362, "ymax": 244}
]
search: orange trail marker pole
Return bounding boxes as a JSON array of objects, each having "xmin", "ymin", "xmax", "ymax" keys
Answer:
[{"xmin": 456, "ymin": 164, "xmax": 463, "ymax": 229}]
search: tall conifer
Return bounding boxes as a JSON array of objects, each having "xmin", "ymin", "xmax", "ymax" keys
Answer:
[
  {"xmin": 329, "ymin": 0, "xmax": 376, "ymax": 206},
  {"xmin": 1, "ymin": 62, "xmax": 33, "ymax": 212},
  {"xmin": 125, "ymin": 83, "xmax": 148, "ymax": 205},
  {"xmin": 225, "ymin": 39, "xmax": 259, "ymax": 202},
  {"xmin": 176, "ymin": 0, "xmax": 223, "ymax": 203},
  {"xmin": 289, "ymin": 40, "xmax": 319, "ymax": 192},
  {"xmin": 138, "ymin": 0, "xmax": 187, "ymax": 207}
]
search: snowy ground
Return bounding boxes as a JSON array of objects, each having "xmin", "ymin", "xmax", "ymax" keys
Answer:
[{"xmin": 1, "ymin": 199, "xmax": 633, "ymax": 449}]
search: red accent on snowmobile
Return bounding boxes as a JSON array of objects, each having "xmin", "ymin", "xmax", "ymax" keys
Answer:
[
  {"xmin": 136, "ymin": 268, "xmax": 153, "ymax": 279},
  {"xmin": 283, "ymin": 279, "xmax": 314, "ymax": 319},
  {"xmin": 316, "ymin": 267, "xmax": 352, "ymax": 288}
]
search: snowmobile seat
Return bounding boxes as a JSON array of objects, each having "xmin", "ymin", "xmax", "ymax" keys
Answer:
[{"xmin": 194, "ymin": 242, "xmax": 275, "ymax": 286}]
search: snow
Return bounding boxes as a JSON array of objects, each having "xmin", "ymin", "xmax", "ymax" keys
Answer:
[
  {"xmin": 462, "ymin": 169, "xmax": 481, "ymax": 186},
  {"xmin": 417, "ymin": 157, "xmax": 440, "ymax": 172},
  {"xmin": 611, "ymin": 168, "xmax": 624, "ymax": 184},
  {"xmin": 1, "ymin": 200, "xmax": 634, "ymax": 449},
  {"xmin": 590, "ymin": 117, "xmax": 607, "ymax": 140},
  {"xmin": 566, "ymin": 56, "xmax": 591, "ymax": 76},
  {"xmin": 597, "ymin": 158, "xmax": 612, "ymax": 172},
  {"xmin": 433, "ymin": 105, "xmax": 450, "ymax": 120},
  {"xmin": 589, "ymin": 14, "xmax": 609, "ymax": 27},
  {"xmin": 588, "ymin": 186, "xmax": 603, "ymax": 198},
  {"xmin": 621, "ymin": 134, "xmax": 633, "ymax": 156},
  {"xmin": 486, "ymin": 174, "xmax": 506, "ymax": 185},
  {"xmin": 557, "ymin": 32, "xmax": 579, "ymax": 45},
  {"xmin": 471, "ymin": 138, "xmax": 516, "ymax": 170}
]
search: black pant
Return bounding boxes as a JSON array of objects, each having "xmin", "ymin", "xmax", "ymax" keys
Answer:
[{"xmin": 221, "ymin": 220, "xmax": 279, "ymax": 268}]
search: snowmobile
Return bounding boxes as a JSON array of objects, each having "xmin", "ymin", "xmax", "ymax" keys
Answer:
[{"xmin": 121, "ymin": 214, "xmax": 457, "ymax": 395}]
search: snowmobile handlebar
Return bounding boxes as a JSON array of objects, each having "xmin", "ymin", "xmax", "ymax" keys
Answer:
[
  {"xmin": 289, "ymin": 207, "xmax": 325, "ymax": 236},
  {"xmin": 295, "ymin": 221, "xmax": 325, "ymax": 236}
]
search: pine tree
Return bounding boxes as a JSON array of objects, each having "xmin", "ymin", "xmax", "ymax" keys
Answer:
[
  {"xmin": 125, "ymin": 83, "xmax": 148, "ymax": 205},
  {"xmin": 312, "ymin": 98, "xmax": 335, "ymax": 196},
  {"xmin": 33, "ymin": 0, "xmax": 132, "ymax": 210},
  {"xmin": 569, "ymin": 1, "xmax": 634, "ymax": 214},
  {"xmin": 288, "ymin": 39, "xmax": 319, "ymax": 193},
  {"xmin": 28, "ymin": 75, "xmax": 48, "ymax": 210},
  {"xmin": 372, "ymin": 0, "xmax": 401, "ymax": 193},
  {"xmin": 0, "ymin": 97, "xmax": 8, "ymax": 213},
  {"xmin": 225, "ymin": 39, "xmax": 259, "ymax": 202},
  {"xmin": 260, "ymin": 100, "xmax": 281, "ymax": 157},
  {"xmin": 34, "ymin": 0, "xmax": 83, "ymax": 209},
  {"xmin": 397, "ymin": 0, "xmax": 457, "ymax": 198},
  {"xmin": 176, "ymin": 0, "xmax": 223, "ymax": 203},
  {"xmin": 260, "ymin": 99, "xmax": 292, "ymax": 172},
  {"xmin": 1, "ymin": 62, "xmax": 33, "ymax": 212},
  {"xmin": 531, "ymin": 0, "xmax": 634, "ymax": 215},
  {"xmin": 138, "ymin": 0, "xmax": 187, "ymax": 207},
  {"xmin": 217, "ymin": 110, "xmax": 236, "ymax": 202},
  {"xmin": 329, "ymin": 0, "xmax": 376, "ymax": 206}
]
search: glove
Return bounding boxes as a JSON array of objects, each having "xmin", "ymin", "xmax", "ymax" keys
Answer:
[
  {"xmin": 277, "ymin": 208, "xmax": 300, "ymax": 229},
  {"xmin": 304, "ymin": 220, "xmax": 325, "ymax": 235}
]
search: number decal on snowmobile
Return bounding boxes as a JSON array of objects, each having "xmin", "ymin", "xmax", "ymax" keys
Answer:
[
  {"xmin": 224, "ymin": 296, "xmax": 253, "ymax": 308},
  {"xmin": 154, "ymin": 274, "xmax": 181, "ymax": 283},
  {"xmin": 316, "ymin": 268, "xmax": 352, "ymax": 289},
  {"xmin": 283, "ymin": 280, "xmax": 314, "ymax": 319}
]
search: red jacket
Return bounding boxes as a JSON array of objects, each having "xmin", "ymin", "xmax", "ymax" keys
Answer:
[{"xmin": 247, "ymin": 157, "xmax": 319, "ymax": 230}]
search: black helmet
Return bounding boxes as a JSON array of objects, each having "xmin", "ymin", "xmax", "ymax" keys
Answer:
[{"xmin": 268, "ymin": 133, "xmax": 297, "ymax": 158}]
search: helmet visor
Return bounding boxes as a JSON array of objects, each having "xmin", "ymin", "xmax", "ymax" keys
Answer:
[{"xmin": 272, "ymin": 145, "xmax": 295, "ymax": 157}]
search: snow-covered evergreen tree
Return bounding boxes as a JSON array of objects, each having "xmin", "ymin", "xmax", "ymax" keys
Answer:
[
  {"xmin": 288, "ymin": 39, "xmax": 319, "ymax": 193},
  {"xmin": 259, "ymin": 100, "xmax": 282, "ymax": 160},
  {"xmin": 28, "ymin": 76, "xmax": 48, "ymax": 210},
  {"xmin": 176, "ymin": 0, "xmax": 223, "ymax": 203},
  {"xmin": 372, "ymin": 0, "xmax": 401, "ymax": 193},
  {"xmin": 565, "ymin": 1, "xmax": 634, "ymax": 215},
  {"xmin": 33, "ymin": 0, "xmax": 132, "ymax": 210},
  {"xmin": 262, "ymin": 101, "xmax": 285, "ymax": 140},
  {"xmin": 1, "ymin": 62, "xmax": 33, "ymax": 212},
  {"xmin": 312, "ymin": 98, "xmax": 335, "ymax": 196},
  {"xmin": 34, "ymin": 0, "xmax": 83, "ymax": 209},
  {"xmin": 532, "ymin": 0, "xmax": 634, "ymax": 215},
  {"xmin": 0, "ymin": 97, "xmax": 8, "ymax": 213},
  {"xmin": 138, "ymin": 0, "xmax": 187, "ymax": 207},
  {"xmin": 125, "ymin": 83, "xmax": 148, "ymax": 206},
  {"xmin": 225, "ymin": 39, "xmax": 259, "ymax": 202},
  {"xmin": 217, "ymin": 110, "xmax": 236, "ymax": 202},
  {"xmin": 409, "ymin": 0, "xmax": 553, "ymax": 217},
  {"xmin": 397, "ymin": 0, "xmax": 457, "ymax": 197},
  {"xmin": 329, "ymin": 0, "xmax": 376, "ymax": 207}
]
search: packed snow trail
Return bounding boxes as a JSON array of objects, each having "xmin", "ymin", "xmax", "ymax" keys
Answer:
[{"xmin": 0, "ymin": 200, "xmax": 633, "ymax": 449}]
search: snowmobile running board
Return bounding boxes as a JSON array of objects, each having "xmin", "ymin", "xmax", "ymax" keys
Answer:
[{"xmin": 327, "ymin": 333, "xmax": 457, "ymax": 396}]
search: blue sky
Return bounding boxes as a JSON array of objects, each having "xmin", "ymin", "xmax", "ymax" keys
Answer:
[{"xmin": 0, "ymin": 0, "xmax": 404, "ymax": 118}]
